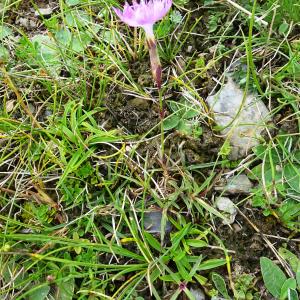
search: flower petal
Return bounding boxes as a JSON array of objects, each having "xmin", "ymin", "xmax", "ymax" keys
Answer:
[{"xmin": 113, "ymin": 0, "xmax": 172, "ymax": 27}]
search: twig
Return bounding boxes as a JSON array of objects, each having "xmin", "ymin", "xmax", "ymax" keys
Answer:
[
  {"xmin": 224, "ymin": 0, "xmax": 268, "ymax": 26},
  {"xmin": 258, "ymin": 233, "xmax": 300, "ymax": 243}
]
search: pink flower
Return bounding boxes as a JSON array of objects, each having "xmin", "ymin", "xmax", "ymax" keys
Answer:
[
  {"xmin": 113, "ymin": 0, "xmax": 172, "ymax": 89},
  {"xmin": 113, "ymin": 0, "xmax": 172, "ymax": 30}
]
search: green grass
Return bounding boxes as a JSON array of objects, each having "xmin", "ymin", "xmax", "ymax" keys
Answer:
[{"xmin": 0, "ymin": 0, "xmax": 300, "ymax": 299}]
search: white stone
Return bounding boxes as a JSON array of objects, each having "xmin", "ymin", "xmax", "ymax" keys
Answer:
[
  {"xmin": 226, "ymin": 174, "xmax": 253, "ymax": 194},
  {"xmin": 17, "ymin": 17, "xmax": 37, "ymax": 29},
  {"xmin": 215, "ymin": 174, "xmax": 253, "ymax": 194},
  {"xmin": 215, "ymin": 197, "xmax": 237, "ymax": 225},
  {"xmin": 190, "ymin": 288, "xmax": 206, "ymax": 300},
  {"xmin": 34, "ymin": 7, "xmax": 53, "ymax": 17},
  {"xmin": 207, "ymin": 78, "xmax": 271, "ymax": 160}
]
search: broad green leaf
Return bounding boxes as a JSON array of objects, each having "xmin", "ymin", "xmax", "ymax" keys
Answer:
[
  {"xmin": 102, "ymin": 29, "xmax": 120, "ymax": 45},
  {"xmin": 71, "ymin": 32, "xmax": 92, "ymax": 52},
  {"xmin": 182, "ymin": 107, "xmax": 200, "ymax": 119},
  {"xmin": 55, "ymin": 278, "xmax": 75, "ymax": 300},
  {"xmin": 32, "ymin": 35, "xmax": 58, "ymax": 57},
  {"xmin": 251, "ymin": 162, "xmax": 283, "ymax": 184},
  {"xmin": 65, "ymin": 10, "xmax": 90, "ymax": 28},
  {"xmin": 278, "ymin": 200, "xmax": 300, "ymax": 229},
  {"xmin": 55, "ymin": 28, "xmax": 72, "ymax": 47},
  {"xmin": 177, "ymin": 120, "xmax": 193, "ymax": 135},
  {"xmin": 280, "ymin": 278, "xmax": 297, "ymax": 300},
  {"xmin": 253, "ymin": 144, "xmax": 282, "ymax": 164},
  {"xmin": 0, "ymin": 45, "xmax": 9, "ymax": 62},
  {"xmin": 28, "ymin": 285, "xmax": 50, "ymax": 300},
  {"xmin": 288, "ymin": 289, "xmax": 298, "ymax": 300},
  {"xmin": 279, "ymin": 248, "xmax": 300, "ymax": 273},
  {"xmin": 0, "ymin": 25, "xmax": 13, "ymax": 40},
  {"xmin": 260, "ymin": 257, "xmax": 287, "ymax": 298},
  {"xmin": 169, "ymin": 101, "xmax": 181, "ymax": 113},
  {"xmin": 163, "ymin": 114, "xmax": 180, "ymax": 131},
  {"xmin": 212, "ymin": 272, "xmax": 229, "ymax": 299},
  {"xmin": 31, "ymin": 34, "xmax": 61, "ymax": 70},
  {"xmin": 284, "ymin": 164, "xmax": 300, "ymax": 193},
  {"xmin": 279, "ymin": 22, "xmax": 289, "ymax": 35},
  {"xmin": 192, "ymin": 125, "xmax": 203, "ymax": 138}
]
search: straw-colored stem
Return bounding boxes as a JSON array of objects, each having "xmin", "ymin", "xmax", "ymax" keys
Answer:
[
  {"xmin": 225, "ymin": 0, "xmax": 268, "ymax": 26},
  {"xmin": 143, "ymin": 25, "xmax": 162, "ymax": 89},
  {"xmin": 147, "ymin": 38, "xmax": 162, "ymax": 89}
]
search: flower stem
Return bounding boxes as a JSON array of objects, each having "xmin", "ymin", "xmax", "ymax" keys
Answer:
[
  {"xmin": 143, "ymin": 25, "xmax": 162, "ymax": 89},
  {"xmin": 147, "ymin": 39, "xmax": 162, "ymax": 89},
  {"xmin": 159, "ymin": 88, "xmax": 164, "ymax": 158},
  {"xmin": 143, "ymin": 25, "xmax": 164, "ymax": 157}
]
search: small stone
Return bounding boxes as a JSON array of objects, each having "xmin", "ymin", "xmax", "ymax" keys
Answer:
[
  {"xmin": 187, "ymin": 45, "xmax": 193, "ymax": 53},
  {"xmin": 17, "ymin": 17, "xmax": 37, "ymax": 29},
  {"xmin": 215, "ymin": 197, "xmax": 237, "ymax": 225},
  {"xmin": 233, "ymin": 223, "xmax": 242, "ymax": 233},
  {"xmin": 6, "ymin": 100, "xmax": 15, "ymax": 112},
  {"xmin": 225, "ymin": 174, "xmax": 253, "ymax": 194},
  {"xmin": 215, "ymin": 174, "xmax": 253, "ymax": 195},
  {"xmin": 143, "ymin": 211, "xmax": 172, "ymax": 234},
  {"xmin": 190, "ymin": 288, "xmax": 206, "ymax": 300},
  {"xmin": 207, "ymin": 77, "xmax": 271, "ymax": 160},
  {"xmin": 44, "ymin": 109, "xmax": 53, "ymax": 117},
  {"xmin": 34, "ymin": 7, "xmax": 53, "ymax": 17}
]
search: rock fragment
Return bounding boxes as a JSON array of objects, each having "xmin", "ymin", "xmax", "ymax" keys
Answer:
[
  {"xmin": 34, "ymin": 7, "xmax": 53, "ymax": 17},
  {"xmin": 16, "ymin": 17, "xmax": 37, "ymax": 29},
  {"xmin": 215, "ymin": 174, "xmax": 253, "ymax": 195},
  {"xmin": 207, "ymin": 77, "xmax": 271, "ymax": 160},
  {"xmin": 190, "ymin": 288, "xmax": 206, "ymax": 300},
  {"xmin": 215, "ymin": 197, "xmax": 237, "ymax": 225}
]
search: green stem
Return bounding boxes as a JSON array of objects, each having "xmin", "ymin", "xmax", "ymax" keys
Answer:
[{"xmin": 159, "ymin": 88, "xmax": 164, "ymax": 159}]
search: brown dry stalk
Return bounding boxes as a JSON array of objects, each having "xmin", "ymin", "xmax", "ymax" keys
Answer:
[{"xmin": 1, "ymin": 66, "xmax": 41, "ymax": 129}]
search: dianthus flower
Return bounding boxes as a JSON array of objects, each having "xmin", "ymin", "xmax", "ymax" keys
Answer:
[{"xmin": 114, "ymin": 0, "xmax": 172, "ymax": 89}]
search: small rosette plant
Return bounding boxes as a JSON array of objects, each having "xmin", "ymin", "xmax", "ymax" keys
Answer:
[{"xmin": 113, "ymin": 0, "xmax": 172, "ymax": 89}]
